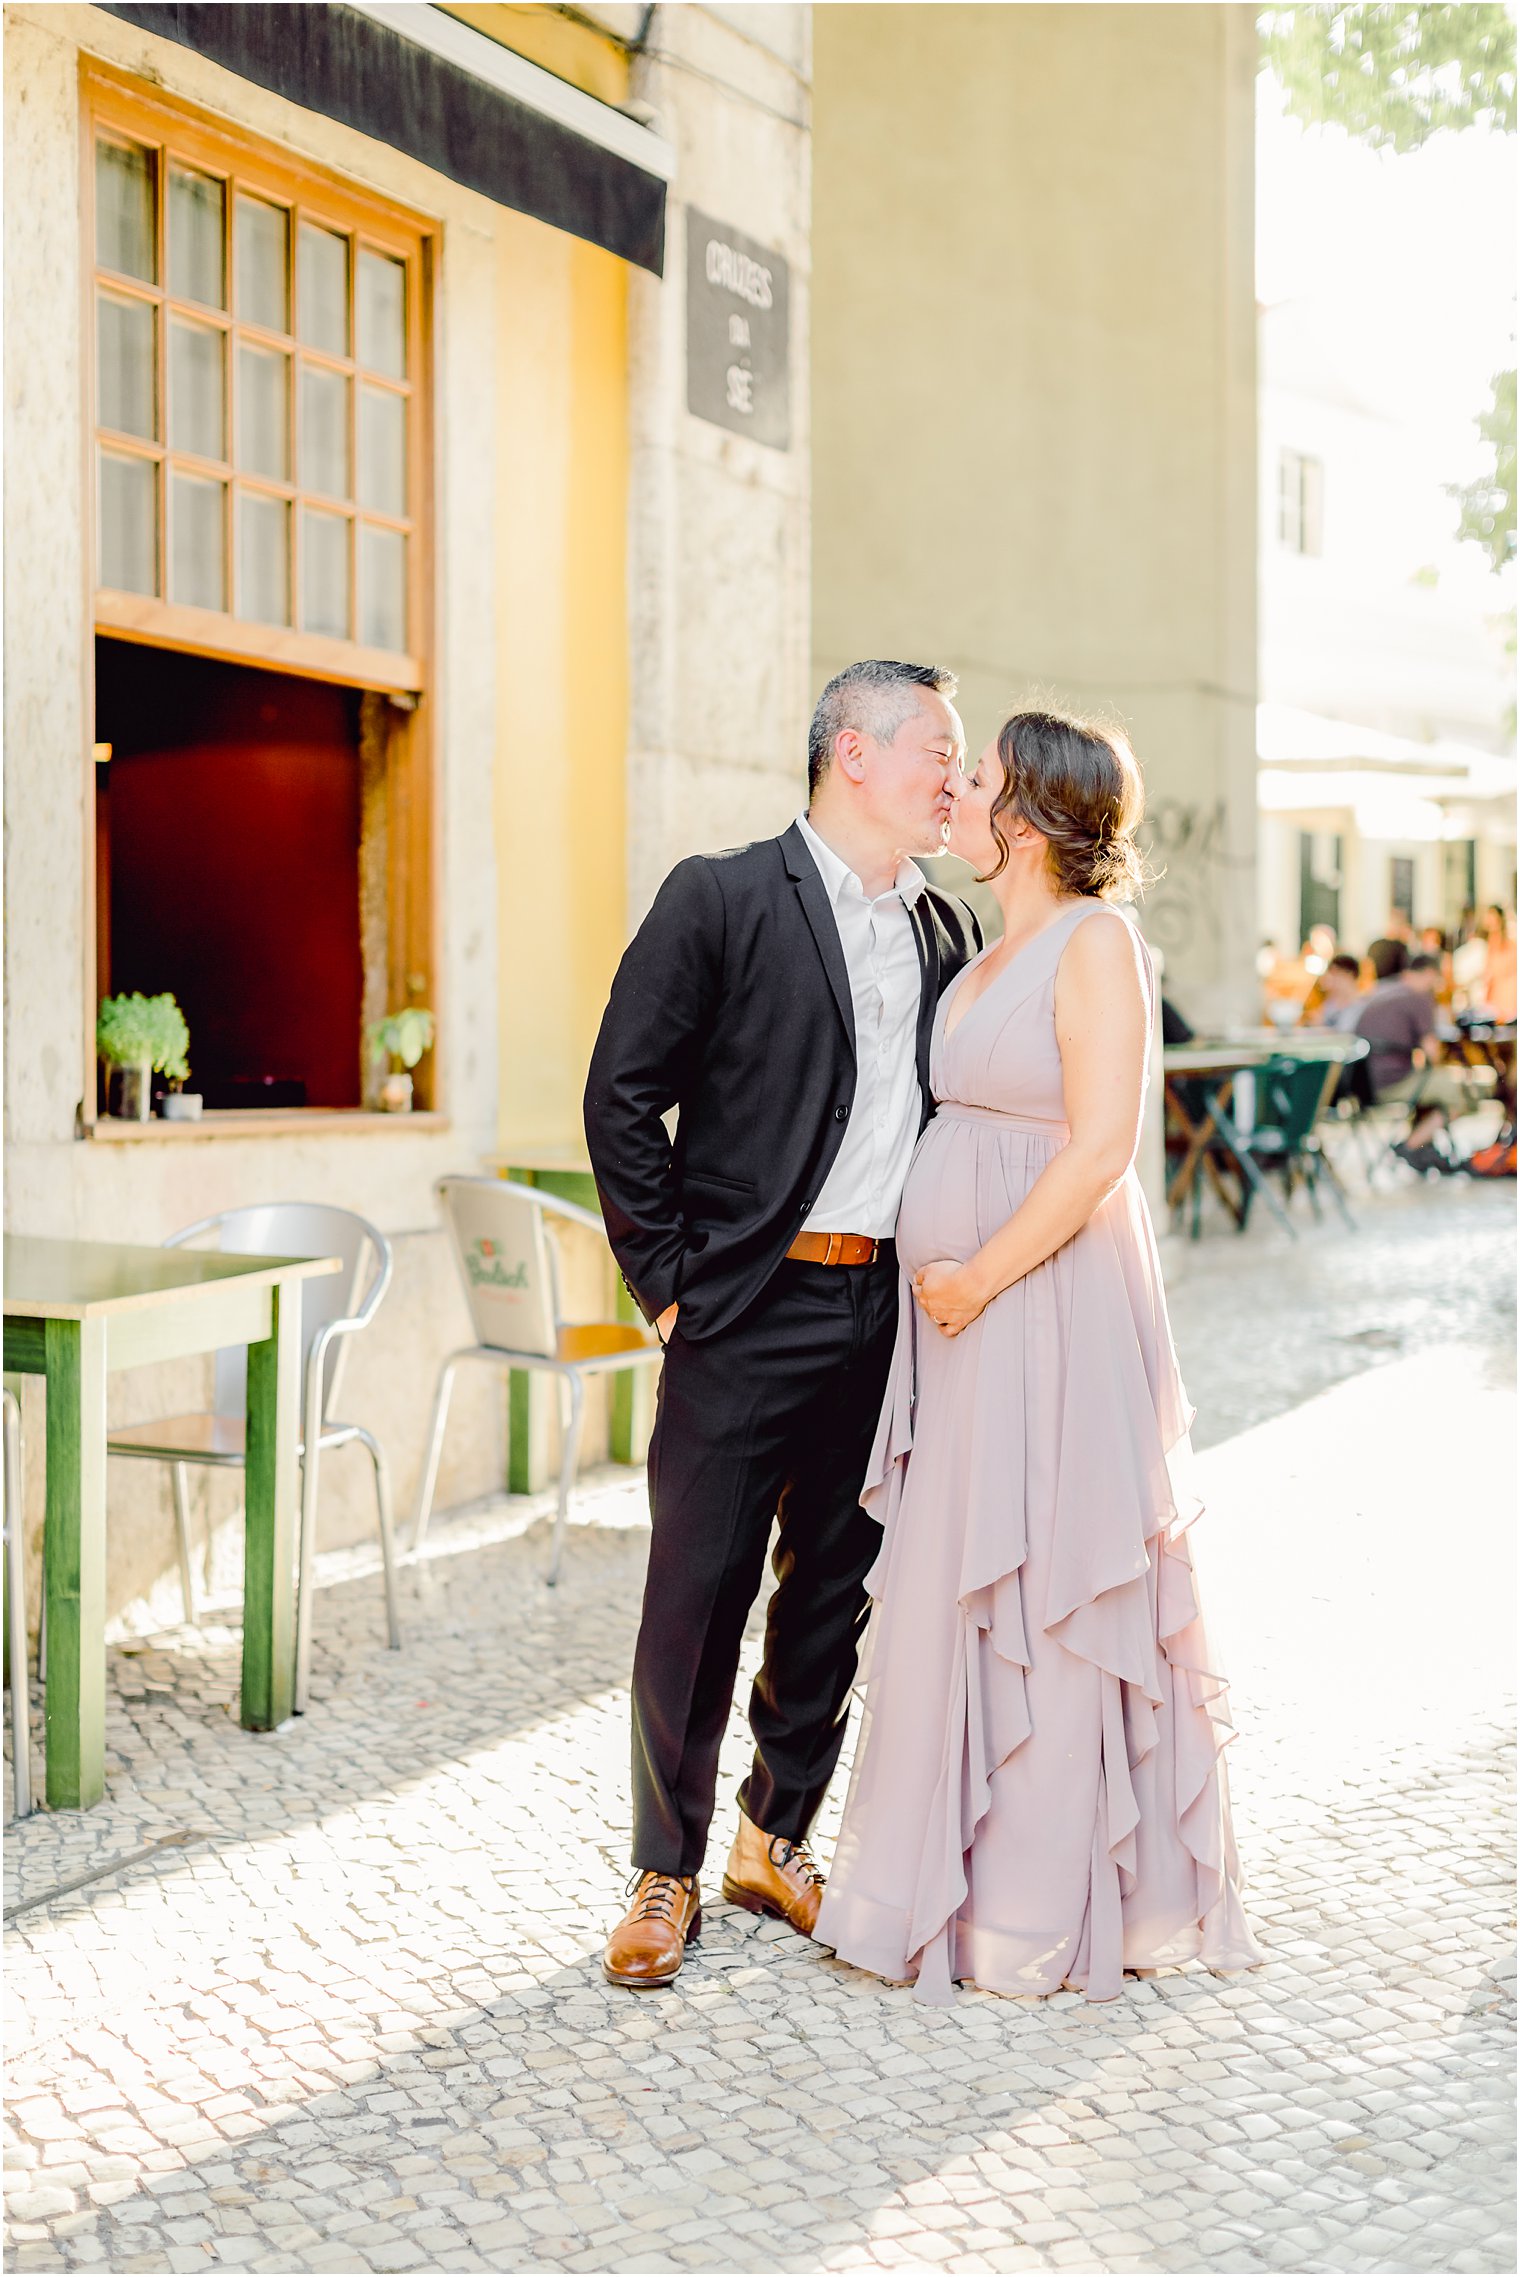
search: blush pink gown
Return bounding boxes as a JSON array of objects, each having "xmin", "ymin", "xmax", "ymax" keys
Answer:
[{"xmin": 815, "ymin": 901, "xmax": 1263, "ymax": 2004}]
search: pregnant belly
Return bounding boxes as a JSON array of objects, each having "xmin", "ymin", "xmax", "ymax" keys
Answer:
[{"xmin": 894, "ymin": 1118, "xmax": 988, "ymax": 1279}]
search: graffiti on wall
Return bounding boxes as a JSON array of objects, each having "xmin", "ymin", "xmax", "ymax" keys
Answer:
[{"xmin": 1139, "ymin": 795, "xmax": 1254, "ymax": 971}]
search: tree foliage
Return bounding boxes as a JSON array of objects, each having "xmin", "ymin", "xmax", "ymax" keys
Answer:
[
  {"xmin": 1451, "ymin": 369, "xmax": 1517, "ymax": 573},
  {"xmin": 1260, "ymin": 5, "xmax": 1516, "ymax": 150}
]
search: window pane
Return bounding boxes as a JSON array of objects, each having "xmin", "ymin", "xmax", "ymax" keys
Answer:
[
  {"xmin": 360, "ymin": 523, "xmax": 406, "ymax": 651},
  {"xmin": 236, "ymin": 196, "xmax": 289, "ymax": 333},
  {"xmin": 96, "ymin": 139, "xmax": 156, "ymax": 283},
  {"xmin": 301, "ymin": 507, "xmax": 350, "ymax": 640},
  {"xmin": 237, "ymin": 491, "xmax": 290, "ymax": 625},
  {"xmin": 359, "ymin": 384, "xmax": 406, "ymax": 517},
  {"xmin": 99, "ymin": 449, "xmax": 157, "ymax": 594},
  {"xmin": 170, "ymin": 471, "xmax": 226, "ymax": 609},
  {"xmin": 169, "ymin": 318, "xmax": 226, "ymax": 462},
  {"xmin": 168, "ymin": 166, "xmax": 225, "ymax": 308},
  {"xmin": 97, "ymin": 291, "xmax": 156, "ymax": 439},
  {"xmin": 237, "ymin": 343, "xmax": 290, "ymax": 480},
  {"xmin": 300, "ymin": 363, "xmax": 350, "ymax": 498},
  {"xmin": 1278, "ymin": 454, "xmax": 1298, "ymax": 549},
  {"xmin": 297, "ymin": 223, "xmax": 349, "ymax": 356},
  {"xmin": 1301, "ymin": 458, "xmax": 1324, "ymax": 555},
  {"xmin": 357, "ymin": 248, "xmax": 406, "ymax": 378}
]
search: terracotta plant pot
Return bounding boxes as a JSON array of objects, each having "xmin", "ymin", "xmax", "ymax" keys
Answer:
[{"xmin": 378, "ymin": 1070, "xmax": 414, "ymax": 1112}]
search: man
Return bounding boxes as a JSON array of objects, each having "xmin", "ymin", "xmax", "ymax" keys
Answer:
[
  {"xmin": 1366, "ymin": 936, "xmax": 1409, "ymax": 983},
  {"xmin": 1354, "ymin": 951, "xmax": 1478, "ymax": 1169},
  {"xmin": 584, "ymin": 660, "xmax": 982, "ymax": 1989}
]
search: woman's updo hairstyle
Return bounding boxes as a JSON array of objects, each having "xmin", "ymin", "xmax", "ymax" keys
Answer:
[{"xmin": 980, "ymin": 710, "xmax": 1147, "ymax": 903}]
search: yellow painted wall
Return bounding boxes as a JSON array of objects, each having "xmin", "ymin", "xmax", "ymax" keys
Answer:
[
  {"xmin": 812, "ymin": 3, "xmax": 1259, "ymax": 1024},
  {"xmin": 494, "ymin": 212, "xmax": 630, "ymax": 1154},
  {"xmin": 441, "ymin": 4, "xmax": 630, "ymax": 106}
]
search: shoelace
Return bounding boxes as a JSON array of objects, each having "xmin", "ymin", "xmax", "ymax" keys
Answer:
[
  {"xmin": 768, "ymin": 1834, "xmax": 825, "ymax": 1890},
  {"xmin": 624, "ymin": 1869, "xmax": 693, "ymax": 1924}
]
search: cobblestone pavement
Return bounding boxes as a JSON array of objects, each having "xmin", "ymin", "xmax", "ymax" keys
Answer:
[{"xmin": 5, "ymin": 1177, "xmax": 1515, "ymax": 2275}]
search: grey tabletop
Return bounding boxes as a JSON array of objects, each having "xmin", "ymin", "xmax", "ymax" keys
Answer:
[{"xmin": 3, "ymin": 1235, "xmax": 340, "ymax": 1321}]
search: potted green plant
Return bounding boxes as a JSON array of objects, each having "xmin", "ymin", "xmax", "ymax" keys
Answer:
[
  {"xmin": 369, "ymin": 1006, "xmax": 434, "ymax": 1112},
  {"xmin": 96, "ymin": 993, "xmax": 191, "ymax": 1123}
]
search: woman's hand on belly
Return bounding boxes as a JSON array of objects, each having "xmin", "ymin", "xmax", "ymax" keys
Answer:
[{"xmin": 912, "ymin": 1257, "xmax": 991, "ymax": 1339}]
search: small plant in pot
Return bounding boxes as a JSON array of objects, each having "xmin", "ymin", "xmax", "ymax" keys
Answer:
[
  {"xmin": 97, "ymin": 992, "xmax": 191, "ymax": 1122},
  {"xmin": 369, "ymin": 1006, "xmax": 434, "ymax": 1112}
]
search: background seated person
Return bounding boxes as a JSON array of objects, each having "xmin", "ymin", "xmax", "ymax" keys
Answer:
[
  {"xmin": 1259, "ymin": 937, "xmax": 1312, "ymax": 1024},
  {"xmin": 1306, "ymin": 952, "xmax": 1364, "ymax": 1032},
  {"xmin": 1297, "ymin": 923, "xmax": 1339, "ymax": 1023},
  {"xmin": 1418, "ymin": 926, "xmax": 1455, "ymax": 1012},
  {"xmin": 1354, "ymin": 952, "xmax": 1485, "ymax": 1170},
  {"xmin": 1161, "ymin": 995, "xmax": 1195, "ymax": 1046},
  {"xmin": 1365, "ymin": 936, "xmax": 1409, "ymax": 984}
]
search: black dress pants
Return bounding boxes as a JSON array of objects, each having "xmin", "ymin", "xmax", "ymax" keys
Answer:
[{"xmin": 630, "ymin": 1257, "xmax": 899, "ymax": 1877}]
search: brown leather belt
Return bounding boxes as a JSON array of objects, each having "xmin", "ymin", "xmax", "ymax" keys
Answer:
[{"xmin": 784, "ymin": 1231, "xmax": 892, "ymax": 1267}]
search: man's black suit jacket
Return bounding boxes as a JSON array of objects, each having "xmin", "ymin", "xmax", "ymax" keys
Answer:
[{"xmin": 583, "ymin": 822, "xmax": 984, "ymax": 1343}]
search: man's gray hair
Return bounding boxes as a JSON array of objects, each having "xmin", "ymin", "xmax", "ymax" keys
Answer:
[{"xmin": 807, "ymin": 659, "xmax": 958, "ymax": 797}]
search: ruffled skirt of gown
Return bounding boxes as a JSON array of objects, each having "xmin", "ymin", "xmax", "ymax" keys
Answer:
[{"xmin": 814, "ymin": 1104, "xmax": 1264, "ymax": 2005}]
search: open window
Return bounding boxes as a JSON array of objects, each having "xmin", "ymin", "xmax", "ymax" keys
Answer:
[{"xmin": 84, "ymin": 65, "xmax": 435, "ymax": 1125}]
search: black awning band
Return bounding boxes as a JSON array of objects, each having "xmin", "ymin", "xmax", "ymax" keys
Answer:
[{"xmin": 98, "ymin": 3, "xmax": 666, "ymax": 274}]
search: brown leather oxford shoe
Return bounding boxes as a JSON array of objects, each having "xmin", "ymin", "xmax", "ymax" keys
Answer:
[
  {"xmin": 721, "ymin": 1812, "xmax": 825, "ymax": 1938},
  {"xmin": 602, "ymin": 1870, "xmax": 702, "ymax": 1989}
]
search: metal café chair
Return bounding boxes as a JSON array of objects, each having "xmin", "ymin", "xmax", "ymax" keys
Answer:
[
  {"xmin": 4, "ymin": 1385, "xmax": 33, "ymax": 1818},
  {"xmin": 1241, "ymin": 1054, "xmax": 1358, "ymax": 1230},
  {"xmin": 412, "ymin": 1176, "xmax": 663, "ymax": 1585},
  {"xmin": 1333, "ymin": 1053, "xmax": 1481, "ymax": 1183},
  {"xmin": 107, "ymin": 1204, "xmax": 400, "ymax": 1714}
]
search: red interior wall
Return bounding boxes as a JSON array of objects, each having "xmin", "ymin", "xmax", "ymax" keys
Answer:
[{"xmin": 95, "ymin": 639, "xmax": 364, "ymax": 1109}]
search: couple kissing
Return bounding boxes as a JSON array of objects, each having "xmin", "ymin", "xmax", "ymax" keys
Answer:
[{"xmin": 583, "ymin": 659, "xmax": 1262, "ymax": 2005}]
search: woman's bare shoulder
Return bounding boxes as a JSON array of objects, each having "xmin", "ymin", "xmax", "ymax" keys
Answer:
[{"xmin": 1060, "ymin": 903, "xmax": 1149, "ymax": 985}]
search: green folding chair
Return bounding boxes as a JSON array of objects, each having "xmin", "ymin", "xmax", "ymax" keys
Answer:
[{"xmin": 1242, "ymin": 1055, "xmax": 1356, "ymax": 1229}]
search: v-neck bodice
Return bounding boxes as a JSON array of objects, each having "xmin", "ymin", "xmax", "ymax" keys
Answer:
[{"xmin": 931, "ymin": 900, "xmax": 1144, "ymax": 1124}]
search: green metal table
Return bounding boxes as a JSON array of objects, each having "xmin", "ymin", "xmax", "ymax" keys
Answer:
[
  {"xmin": 2, "ymin": 1235, "xmax": 340, "ymax": 1808},
  {"xmin": 1162, "ymin": 1036, "xmax": 1366, "ymax": 1239}
]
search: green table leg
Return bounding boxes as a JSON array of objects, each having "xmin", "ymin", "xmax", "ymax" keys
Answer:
[
  {"xmin": 609, "ymin": 1278, "xmax": 656, "ymax": 1467},
  {"xmin": 609, "ymin": 1276, "xmax": 637, "ymax": 1465},
  {"xmin": 506, "ymin": 1365, "xmax": 541, "ymax": 1497},
  {"xmin": 241, "ymin": 1277, "xmax": 301, "ymax": 1729},
  {"xmin": 43, "ymin": 1316, "xmax": 107, "ymax": 1808},
  {"xmin": 505, "ymin": 1169, "xmax": 604, "ymax": 1494}
]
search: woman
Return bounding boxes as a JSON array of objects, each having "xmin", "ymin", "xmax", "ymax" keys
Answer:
[
  {"xmin": 1418, "ymin": 926, "xmax": 1455, "ymax": 1014},
  {"xmin": 1480, "ymin": 905, "xmax": 1516, "ymax": 1024},
  {"xmin": 815, "ymin": 712, "xmax": 1261, "ymax": 2005}
]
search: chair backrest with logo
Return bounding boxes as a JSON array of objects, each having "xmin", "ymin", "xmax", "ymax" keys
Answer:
[{"xmin": 437, "ymin": 1177, "xmax": 559, "ymax": 1359}]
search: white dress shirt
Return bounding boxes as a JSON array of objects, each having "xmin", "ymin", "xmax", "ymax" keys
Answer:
[{"xmin": 795, "ymin": 812, "xmax": 927, "ymax": 1239}]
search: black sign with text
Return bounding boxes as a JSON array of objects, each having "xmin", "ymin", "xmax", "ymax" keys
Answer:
[{"xmin": 686, "ymin": 209, "xmax": 791, "ymax": 451}]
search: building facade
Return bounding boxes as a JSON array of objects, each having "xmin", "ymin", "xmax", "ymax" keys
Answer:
[
  {"xmin": 1256, "ymin": 295, "xmax": 1517, "ymax": 953},
  {"xmin": 5, "ymin": 0, "xmax": 1270, "ymax": 1634},
  {"xmin": 3, "ymin": 0, "xmax": 811, "ymax": 1625}
]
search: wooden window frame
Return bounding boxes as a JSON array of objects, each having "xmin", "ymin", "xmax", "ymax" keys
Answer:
[
  {"xmin": 84, "ymin": 61, "xmax": 430, "ymax": 691},
  {"xmin": 80, "ymin": 61, "xmax": 441, "ymax": 1134}
]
